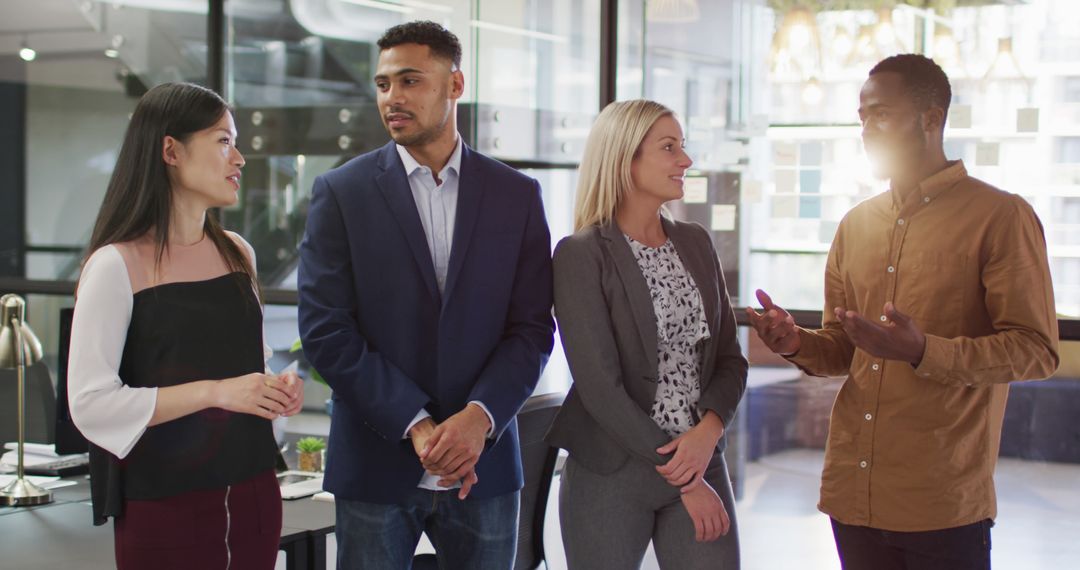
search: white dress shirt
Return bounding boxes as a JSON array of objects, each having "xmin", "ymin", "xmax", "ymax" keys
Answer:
[{"xmin": 395, "ymin": 137, "xmax": 495, "ymax": 491}]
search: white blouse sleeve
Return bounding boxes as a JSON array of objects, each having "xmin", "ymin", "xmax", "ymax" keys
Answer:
[{"xmin": 68, "ymin": 245, "xmax": 157, "ymax": 459}]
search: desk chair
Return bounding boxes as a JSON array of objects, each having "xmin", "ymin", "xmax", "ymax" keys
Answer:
[{"xmin": 414, "ymin": 391, "xmax": 564, "ymax": 570}]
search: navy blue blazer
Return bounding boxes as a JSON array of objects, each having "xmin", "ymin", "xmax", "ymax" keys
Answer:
[{"xmin": 297, "ymin": 140, "xmax": 555, "ymax": 503}]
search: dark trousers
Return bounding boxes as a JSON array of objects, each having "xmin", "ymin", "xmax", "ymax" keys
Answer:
[
  {"xmin": 831, "ymin": 518, "xmax": 992, "ymax": 570},
  {"xmin": 335, "ymin": 488, "xmax": 520, "ymax": 570}
]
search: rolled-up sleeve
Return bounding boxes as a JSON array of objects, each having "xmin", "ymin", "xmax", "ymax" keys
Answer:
[{"xmin": 68, "ymin": 246, "xmax": 157, "ymax": 459}]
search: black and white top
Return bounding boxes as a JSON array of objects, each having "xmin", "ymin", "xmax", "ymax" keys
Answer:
[
  {"xmin": 626, "ymin": 236, "xmax": 711, "ymax": 438},
  {"xmin": 70, "ymin": 232, "xmax": 279, "ymax": 524}
]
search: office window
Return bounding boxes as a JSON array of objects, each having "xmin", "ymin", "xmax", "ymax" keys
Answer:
[
  {"xmin": 1, "ymin": 0, "xmax": 209, "ymax": 362},
  {"xmin": 612, "ymin": 1, "xmax": 1080, "ymax": 568}
]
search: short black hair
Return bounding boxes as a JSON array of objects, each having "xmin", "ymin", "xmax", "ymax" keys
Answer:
[
  {"xmin": 377, "ymin": 20, "xmax": 462, "ymax": 70},
  {"xmin": 869, "ymin": 54, "xmax": 952, "ymax": 125}
]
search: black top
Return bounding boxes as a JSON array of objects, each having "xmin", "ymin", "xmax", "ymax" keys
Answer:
[{"xmin": 89, "ymin": 274, "xmax": 278, "ymax": 525}]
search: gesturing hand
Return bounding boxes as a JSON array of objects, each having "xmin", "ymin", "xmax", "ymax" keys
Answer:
[
  {"xmin": 680, "ymin": 479, "xmax": 731, "ymax": 542},
  {"xmin": 212, "ymin": 373, "xmax": 292, "ymax": 420},
  {"xmin": 834, "ymin": 302, "xmax": 926, "ymax": 367},
  {"xmin": 745, "ymin": 289, "xmax": 800, "ymax": 356}
]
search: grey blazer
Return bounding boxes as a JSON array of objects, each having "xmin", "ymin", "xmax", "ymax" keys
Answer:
[{"xmin": 545, "ymin": 217, "xmax": 748, "ymax": 475}]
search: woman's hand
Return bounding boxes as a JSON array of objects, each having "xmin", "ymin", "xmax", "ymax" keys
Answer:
[
  {"xmin": 656, "ymin": 411, "xmax": 725, "ymax": 488},
  {"xmin": 277, "ymin": 370, "xmax": 305, "ymax": 416},
  {"xmin": 680, "ymin": 478, "xmax": 731, "ymax": 542},
  {"xmin": 211, "ymin": 373, "xmax": 293, "ymax": 419}
]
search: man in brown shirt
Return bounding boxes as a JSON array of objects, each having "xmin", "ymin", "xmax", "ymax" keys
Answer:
[{"xmin": 747, "ymin": 54, "xmax": 1059, "ymax": 570}]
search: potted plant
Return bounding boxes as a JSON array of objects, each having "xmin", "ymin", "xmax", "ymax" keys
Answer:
[{"xmin": 296, "ymin": 436, "xmax": 326, "ymax": 473}]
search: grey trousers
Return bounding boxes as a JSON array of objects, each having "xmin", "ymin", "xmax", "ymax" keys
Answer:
[{"xmin": 559, "ymin": 453, "xmax": 740, "ymax": 570}]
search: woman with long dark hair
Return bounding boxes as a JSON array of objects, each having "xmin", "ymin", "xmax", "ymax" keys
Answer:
[{"xmin": 69, "ymin": 82, "xmax": 303, "ymax": 569}]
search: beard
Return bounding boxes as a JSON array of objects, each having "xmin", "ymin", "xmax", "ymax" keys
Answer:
[
  {"xmin": 386, "ymin": 87, "xmax": 452, "ymax": 147},
  {"xmin": 389, "ymin": 115, "xmax": 447, "ymax": 147}
]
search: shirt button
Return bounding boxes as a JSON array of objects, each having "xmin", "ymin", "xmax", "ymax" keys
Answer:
[
  {"xmin": 872, "ymin": 364, "xmax": 880, "ymax": 371},
  {"xmin": 887, "ymin": 266, "xmax": 895, "ymax": 273},
  {"xmin": 860, "ymin": 460, "xmax": 869, "ymax": 468},
  {"xmin": 897, "ymin": 218, "xmax": 905, "ymax": 225},
  {"xmin": 880, "ymin": 315, "xmax": 887, "ymax": 322},
  {"xmin": 923, "ymin": 197, "xmax": 931, "ymax": 203},
  {"xmin": 865, "ymin": 413, "xmax": 873, "ymax": 421}
]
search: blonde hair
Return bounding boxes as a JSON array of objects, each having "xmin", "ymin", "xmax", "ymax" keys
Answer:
[{"xmin": 574, "ymin": 99, "xmax": 674, "ymax": 232}]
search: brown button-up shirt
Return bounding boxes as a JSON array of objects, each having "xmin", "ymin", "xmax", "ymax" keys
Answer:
[{"xmin": 789, "ymin": 160, "xmax": 1059, "ymax": 532}]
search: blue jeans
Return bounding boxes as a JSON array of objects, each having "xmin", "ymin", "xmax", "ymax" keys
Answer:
[{"xmin": 335, "ymin": 488, "xmax": 520, "ymax": 570}]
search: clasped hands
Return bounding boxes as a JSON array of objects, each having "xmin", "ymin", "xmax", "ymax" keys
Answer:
[
  {"xmin": 655, "ymin": 411, "xmax": 731, "ymax": 543},
  {"xmin": 745, "ymin": 289, "xmax": 926, "ymax": 367},
  {"xmin": 216, "ymin": 369, "xmax": 304, "ymax": 420},
  {"xmin": 408, "ymin": 403, "xmax": 491, "ymax": 500}
]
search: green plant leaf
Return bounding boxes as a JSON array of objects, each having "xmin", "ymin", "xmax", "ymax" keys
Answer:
[
  {"xmin": 289, "ymin": 338, "xmax": 328, "ymax": 386},
  {"xmin": 296, "ymin": 436, "xmax": 327, "ymax": 453}
]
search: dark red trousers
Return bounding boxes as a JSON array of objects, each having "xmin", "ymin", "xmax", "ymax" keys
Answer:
[{"xmin": 114, "ymin": 470, "xmax": 282, "ymax": 570}]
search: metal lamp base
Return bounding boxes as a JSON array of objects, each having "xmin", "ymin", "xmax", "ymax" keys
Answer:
[{"xmin": 0, "ymin": 477, "xmax": 54, "ymax": 506}]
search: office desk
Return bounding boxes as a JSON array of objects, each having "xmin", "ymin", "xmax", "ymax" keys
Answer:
[{"xmin": 0, "ymin": 476, "xmax": 335, "ymax": 570}]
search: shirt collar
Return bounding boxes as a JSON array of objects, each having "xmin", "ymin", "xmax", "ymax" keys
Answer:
[
  {"xmin": 396, "ymin": 135, "xmax": 463, "ymax": 181},
  {"xmin": 889, "ymin": 159, "xmax": 967, "ymax": 210}
]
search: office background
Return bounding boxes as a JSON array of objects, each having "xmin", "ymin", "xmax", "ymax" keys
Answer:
[{"xmin": 1, "ymin": 0, "xmax": 1079, "ymax": 568}]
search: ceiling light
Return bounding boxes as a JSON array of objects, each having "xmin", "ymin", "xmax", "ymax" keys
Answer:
[{"xmin": 18, "ymin": 40, "xmax": 36, "ymax": 62}]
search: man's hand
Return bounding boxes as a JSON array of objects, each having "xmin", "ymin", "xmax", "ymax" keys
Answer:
[
  {"xmin": 656, "ymin": 412, "xmax": 725, "ymax": 490},
  {"xmin": 421, "ymin": 403, "xmax": 491, "ymax": 491},
  {"xmin": 408, "ymin": 417, "xmax": 437, "ymax": 459},
  {"xmin": 834, "ymin": 302, "xmax": 926, "ymax": 366},
  {"xmin": 409, "ymin": 417, "xmax": 480, "ymax": 499},
  {"xmin": 680, "ymin": 479, "xmax": 730, "ymax": 542},
  {"xmin": 745, "ymin": 289, "xmax": 801, "ymax": 356}
]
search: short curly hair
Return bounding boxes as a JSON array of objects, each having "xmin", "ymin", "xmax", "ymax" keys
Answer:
[
  {"xmin": 377, "ymin": 20, "xmax": 462, "ymax": 70},
  {"xmin": 870, "ymin": 54, "xmax": 952, "ymax": 128}
]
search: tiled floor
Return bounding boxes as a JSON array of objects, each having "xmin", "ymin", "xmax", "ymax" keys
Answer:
[{"xmin": 285, "ymin": 413, "xmax": 1080, "ymax": 569}]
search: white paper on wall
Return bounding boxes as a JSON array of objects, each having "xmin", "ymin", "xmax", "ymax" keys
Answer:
[
  {"xmin": 711, "ymin": 204, "xmax": 737, "ymax": 231},
  {"xmin": 975, "ymin": 142, "xmax": 1000, "ymax": 166},
  {"xmin": 773, "ymin": 142, "xmax": 797, "ymax": 166},
  {"xmin": 741, "ymin": 180, "xmax": 763, "ymax": 203},
  {"xmin": 1017, "ymin": 108, "xmax": 1040, "ymax": 133},
  {"xmin": 950, "ymin": 104, "xmax": 972, "ymax": 129},
  {"xmin": 775, "ymin": 170, "xmax": 797, "ymax": 193},
  {"xmin": 683, "ymin": 177, "xmax": 708, "ymax": 203}
]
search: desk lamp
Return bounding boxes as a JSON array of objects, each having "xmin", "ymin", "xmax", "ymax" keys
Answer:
[{"xmin": 0, "ymin": 294, "xmax": 52, "ymax": 506}]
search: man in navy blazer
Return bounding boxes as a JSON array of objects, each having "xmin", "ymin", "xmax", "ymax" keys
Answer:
[{"xmin": 297, "ymin": 21, "xmax": 554, "ymax": 569}]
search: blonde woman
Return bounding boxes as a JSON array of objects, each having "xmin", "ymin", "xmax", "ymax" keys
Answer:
[{"xmin": 546, "ymin": 99, "xmax": 746, "ymax": 569}]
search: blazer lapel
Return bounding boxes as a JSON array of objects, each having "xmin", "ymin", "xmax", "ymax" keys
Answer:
[
  {"xmin": 600, "ymin": 223, "xmax": 659, "ymax": 376},
  {"xmin": 374, "ymin": 142, "xmax": 440, "ymax": 302},
  {"xmin": 664, "ymin": 218, "xmax": 718, "ymax": 335},
  {"xmin": 442, "ymin": 144, "xmax": 484, "ymax": 302}
]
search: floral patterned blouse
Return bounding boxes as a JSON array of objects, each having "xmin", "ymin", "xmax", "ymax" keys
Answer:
[{"xmin": 626, "ymin": 235, "xmax": 711, "ymax": 438}]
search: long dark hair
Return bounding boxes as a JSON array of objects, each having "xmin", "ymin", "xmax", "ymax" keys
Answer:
[{"xmin": 87, "ymin": 82, "xmax": 258, "ymax": 297}]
